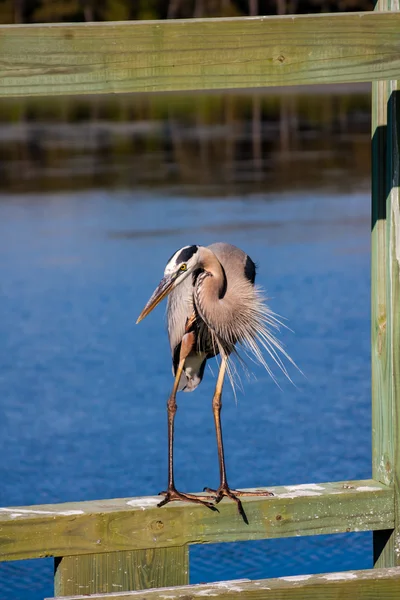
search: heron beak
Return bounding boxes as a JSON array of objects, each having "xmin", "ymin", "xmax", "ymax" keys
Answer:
[{"xmin": 136, "ymin": 274, "xmax": 177, "ymax": 324}]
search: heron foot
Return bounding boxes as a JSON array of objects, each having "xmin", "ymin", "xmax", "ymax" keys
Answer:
[
  {"xmin": 158, "ymin": 488, "xmax": 217, "ymax": 511},
  {"xmin": 204, "ymin": 484, "xmax": 247, "ymax": 521},
  {"xmin": 203, "ymin": 484, "xmax": 274, "ymax": 522}
]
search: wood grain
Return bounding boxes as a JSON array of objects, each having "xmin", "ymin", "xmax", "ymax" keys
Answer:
[
  {"xmin": 1, "ymin": 12, "xmax": 400, "ymax": 97},
  {"xmin": 0, "ymin": 480, "xmax": 393, "ymax": 561},
  {"xmin": 371, "ymin": 0, "xmax": 400, "ymax": 571},
  {"xmin": 54, "ymin": 546, "xmax": 188, "ymax": 596},
  {"xmin": 47, "ymin": 566, "xmax": 400, "ymax": 600}
]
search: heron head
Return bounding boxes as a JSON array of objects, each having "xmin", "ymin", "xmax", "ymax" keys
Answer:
[{"xmin": 136, "ymin": 245, "xmax": 199, "ymax": 323}]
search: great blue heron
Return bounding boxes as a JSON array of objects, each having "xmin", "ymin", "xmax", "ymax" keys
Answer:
[{"xmin": 137, "ymin": 242, "xmax": 293, "ymax": 516}]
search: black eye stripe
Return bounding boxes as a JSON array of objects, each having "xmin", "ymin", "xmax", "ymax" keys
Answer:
[{"xmin": 175, "ymin": 245, "xmax": 198, "ymax": 264}]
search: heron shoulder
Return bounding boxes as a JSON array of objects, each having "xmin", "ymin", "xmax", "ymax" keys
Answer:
[
  {"xmin": 207, "ymin": 242, "xmax": 256, "ymax": 285},
  {"xmin": 244, "ymin": 255, "xmax": 256, "ymax": 284}
]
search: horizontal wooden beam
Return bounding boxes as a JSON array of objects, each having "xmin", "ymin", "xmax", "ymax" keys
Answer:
[
  {"xmin": 48, "ymin": 566, "xmax": 400, "ymax": 600},
  {"xmin": 0, "ymin": 12, "xmax": 400, "ymax": 98},
  {"xmin": 0, "ymin": 480, "xmax": 393, "ymax": 561}
]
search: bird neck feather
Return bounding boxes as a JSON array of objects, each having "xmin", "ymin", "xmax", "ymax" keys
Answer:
[
  {"xmin": 194, "ymin": 247, "xmax": 235, "ymax": 343},
  {"xmin": 197, "ymin": 247, "xmax": 227, "ymax": 299}
]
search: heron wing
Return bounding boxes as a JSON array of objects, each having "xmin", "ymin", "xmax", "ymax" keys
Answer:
[{"xmin": 206, "ymin": 242, "xmax": 294, "ymax": 383}]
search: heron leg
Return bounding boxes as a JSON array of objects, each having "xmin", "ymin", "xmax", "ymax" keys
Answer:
[
  {"xmin": 204, "ymin": 354, "xmax": 273, "ymax": 521},
  {"xmin": 158, "ymin": 332, "xmax": 216, "ymax": 511}
]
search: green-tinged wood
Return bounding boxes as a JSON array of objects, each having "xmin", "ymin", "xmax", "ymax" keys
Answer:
[
  {"xmin": 372, "ymin": 77, "xmax": 392, "ymax": 489},
  {"xmin": 0, "ymin": 480, "xmax": 393, "ymax": 561},
  {"xmin": 372, "ymin": 0, "xmax": 400, "ymax": 570},
  {"xmin": 47, "ymin": 567, "xmax": 400, "ymax": 600},
  {"xmin": 54, "ymin": 547, "xmax": 188, "ymax": 596},
  {"xmin": 1, "ymin": 12, "xmax": 400, "ymax": 97},
  {"xmin": 371, "ymin": 76, "xmax": 395, "ymax": 568},
  {"xmin": 387, "ymin": 78, "xmax": 400, "ymax": 566}
]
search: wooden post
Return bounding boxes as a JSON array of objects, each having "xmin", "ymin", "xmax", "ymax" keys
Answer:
[
  {"xmin": 54, "ymin": 547, "xmax": 188, "ymax": 596},
  {"xmin": 372, "ymin": 0, "xmax": 400, "ymax": 569}
]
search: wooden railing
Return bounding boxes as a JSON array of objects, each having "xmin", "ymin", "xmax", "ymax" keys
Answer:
[
  {"xmin": 1, "ymin": 11, "xmax": 400, "ymax": 96},
  {"xmin": 0, "ymin": 1, "xmax": 399, "ymax": 598}
]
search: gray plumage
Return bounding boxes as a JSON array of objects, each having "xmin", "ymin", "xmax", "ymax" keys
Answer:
[
  {"xmin": 164, "ymin": 242, "xmax": 292, "ymax": 392},
  {"xmin": 136, "ymin": 241, "xmax": 295, "ymax": 513}
]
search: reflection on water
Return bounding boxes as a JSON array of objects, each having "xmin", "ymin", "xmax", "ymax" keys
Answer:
[{"xmin": 0, "ymin": 84, "xmax": 371, "ymax": 196}]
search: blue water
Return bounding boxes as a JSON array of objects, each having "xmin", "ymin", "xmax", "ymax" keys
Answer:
[{"xmin": 0, "ymin": 190, "xmax": 371, "ymax": 599}]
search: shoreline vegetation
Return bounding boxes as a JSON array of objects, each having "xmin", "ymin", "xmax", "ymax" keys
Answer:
[
  {"xmin": 1, "ymin": 0, "xmax": 375, "ymax": 25},
  {"xmin": 0, "ymin": 86, "xmax": 370, "ymax": 195}
]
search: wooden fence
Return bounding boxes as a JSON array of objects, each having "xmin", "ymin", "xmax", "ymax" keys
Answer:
[{"xmin": 0, "ymin": 1, "xmax": 399, "ymax": 598}]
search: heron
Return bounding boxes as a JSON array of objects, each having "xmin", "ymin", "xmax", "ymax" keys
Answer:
[{"xmin": 137, "ymin": 242, "xmax": 293, "ymax": 516}]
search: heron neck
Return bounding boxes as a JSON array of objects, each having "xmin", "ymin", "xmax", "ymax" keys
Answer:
[
  {"xmin": 193, "ymin": 247, "xmax": 234, "ymax": 344},
  {"xmin": 197, "ymin": 247, "xmax": 227, "ymax": 300}
]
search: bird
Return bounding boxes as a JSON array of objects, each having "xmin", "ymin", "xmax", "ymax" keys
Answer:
[{"xmin": 136, "ymin": 242, "xmax": 294, "ymax": 516}]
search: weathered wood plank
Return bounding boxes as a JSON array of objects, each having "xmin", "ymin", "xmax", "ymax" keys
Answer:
[
  {"xmin": 0, "ymin": 480, "xmax": 393, "ymax": 561},
  {"xmin": 372, "ymin": 77, "xmax": 400, "ymax": 567},
  {"xmin": 372, "ymin": 0, "xmax": 400, "ymax": 571},
  {"xmin": 372, "ymin": 80, "xmax": 392, "ymax": 489},
  {"xmin": 386, "ymin": 80, "xmax": 400, "ymax": 566},
  {"xmin": 1, "ymin": 12, "xmax": 400, "ymax": 98},
  {"xmin": 54, "ymin": 547, "xmax": 188, "ymax": 596},
  {"xmin": 47, "ymin": 567, "xmax": 400, "ymax": 600}
]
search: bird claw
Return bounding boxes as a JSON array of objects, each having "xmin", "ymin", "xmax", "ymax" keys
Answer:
[
  {"xmin": 203, "ymin": 484, "xmax": 274, "ymax": 523},
  {"xmin": 203, "ymin": 484, "xmax": 247, "ymax": 521},
  {"xmin": 158, "ymin": 488, "xmax": 217, "ymax": 511}
]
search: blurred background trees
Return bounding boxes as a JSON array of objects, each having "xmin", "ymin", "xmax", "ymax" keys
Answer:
[{"xmin": 0, "ymin": 0, "xmax": 375, "ymax": 24}]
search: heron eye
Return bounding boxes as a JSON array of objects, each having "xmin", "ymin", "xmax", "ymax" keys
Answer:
[{"xmin": 180, "ymin": 263, "xmax": 187, "ymax": 271}]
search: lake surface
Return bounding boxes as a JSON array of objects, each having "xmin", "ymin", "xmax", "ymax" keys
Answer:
[{"xmin": 0, "ymin": 86, "xmax": 372, "ymax": 599}]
